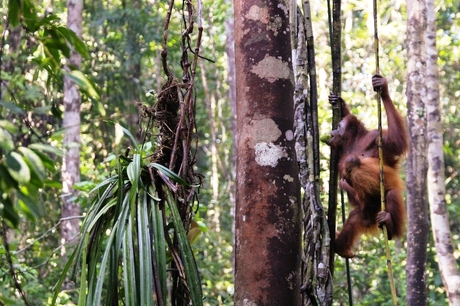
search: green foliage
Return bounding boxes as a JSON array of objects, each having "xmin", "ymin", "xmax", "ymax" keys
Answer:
[
  {"xmin": 1, "ymin": 0, "xmax": 82, "ymax": 228},
  {"xmin": 1, "ymin": 0, "xmax": 94, "ymax": 304},
  {"xmin": 0, "ymin": 125, "xmax": 59, "ymax": 226},
  {"xmin": 54, "ymin": 150, "xmax": 202, "ymax": 305}
]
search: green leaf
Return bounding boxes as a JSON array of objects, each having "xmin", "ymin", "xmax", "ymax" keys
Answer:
[
  {"xmin": 0, "ymin": 100, "xmax": 26, "ymax": 116},
  {"xmin": 77, "ymin": 232, "xmax": 89, "ymax": 306},
  {"xmin": 116, "ymin": 124, "xmax": 139, "ymax": 148},
  {"xmin": 95, "ymin": 100, "xmax": 106, "ymax": 117},
  {"xmin": 65, "ymin": 70, "xmax": 100, "ymax": 99},
  {"xmin": 123, "ymin": 208, "xmax": 138, "ymax": 306},
  {"xmin": 22, "ymin": 0, "xmax": 38, "ymax": 31},
  {"xmin": 18, "ymin": 147, "xmax": 46, "ymax": 183},
  {"xmin": 0, "ymin": 120, "xmax": 18, "ymax": 134},
  {"xmin": 166, "ymin": 189, "xmax": 203, "ymax": 305},
  {"xmin": 187, "ymin": 220, "xmax": 202, "ymax": 245},
  {"xmin": 8, "ymin": 0, "xmax": 21, "ymax": 27},
  {"xmin": 28, "ymin": 166, "xmax": 44, "ymax": 188},
  {"xmin": 127, "ymin": 154, "xmax": 141, "ymax": 188},
  {"xmin": 51, "ymin": 102, "xmax": 63, "ymax": 119},
  {"xmin": 44, "ymin": 180, "xmax": 62, "ymax": 188},
  {"xmin": 138, "ymin": 191, "xmax": 154, "ymax": 306},
  {"xmin": 6, "ymin": 151, "xmax": 31, "ymax": 184},
  {"xmin": 88, "ymin": 176, "xmax": 118, "ymax": 194},
  {"xmin": 150, "ymin": 186, "xmax": 167, "ymax": 305},
  {"xmin": 29, "ymin": 143, "xmax": 64, "ymax": 156},
  {"xmin": 0, "ymin": 197, "xmax": 20, "ymax": 228},
  {"xmin": 149, "ymin": 163, "xmax": 190, "ymax": 187},
  {"xmin": 56, "ymin": 26, "xmax": 89, "ymax": 59},
  {"xmin": 41, "ymin": 30, "xmax": 69, "ymax": 64},
  {"xmin": 51, "ymin": 242, "xmax": 79, "ymax": 306},
  {"xmin": 0, "ymin": 164, "xmax": 19, "ymax": 190},
  {"xmin": 17, "ymin": 188, "xmax": 40, "ymax": 219},
  {"xmin": 31, "ymin": 149, "xmax": 57, "ymax": 173},
  {"xmin": 0, "ymin": 293, "xmax": 19, "ymax": 305},
  {"xmin": 0, "ymin": 128, "xmax": 14, "ymax": 151},
  {"xmin": 93, "ymin": 195, "xmax": 130, "ymax": 306}
]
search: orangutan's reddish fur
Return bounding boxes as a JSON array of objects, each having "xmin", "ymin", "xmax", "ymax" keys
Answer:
[
  {"xmin": 327, "ymin": 74, "xmax": 409, "ymax": 258},
  {"xmin": 335, "ymin": 155, "xmax": 406, "ymax": 258}
]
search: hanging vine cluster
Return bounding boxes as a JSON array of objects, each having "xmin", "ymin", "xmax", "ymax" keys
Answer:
[{"xmin": 142, "ymin": 0, "xmax": 205, "ymax": 216}]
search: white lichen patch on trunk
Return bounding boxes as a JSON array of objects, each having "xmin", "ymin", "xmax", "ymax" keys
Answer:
[
  {"xmin": 254, "ymin": 142, "xmax": 286, "ymax": 167},
  {"xmin": 244, "ymin": 118, "xmax": 282, "ymax": 147},
  {"xmin": 251, "ymin": 55, "xmax": 290, "ymax": 83},
  {"xmin": 277, "ymin": 3, "xmax": 288, "ymax": 15},
  {"xmin": 285, "ymin": 129, "xmax": 294, "ymax": 140},
  {"xmin": 246, "ymin": 5, "xmax": 270, "ymax": 23}
]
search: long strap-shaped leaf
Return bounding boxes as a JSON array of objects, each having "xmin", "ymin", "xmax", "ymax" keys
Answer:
[
  {"xmin": 138, "ymin": 190, "xmax": 154, "ymax": 306},
  {"xmin": 165, "ymin": 188, "xmax": 202, "ymax": 305},
  {"xmin": 92, "ymin": 194, "xmax": 130, "ymax": 306},
  {"xmin": 150, "ymin": 185, "xmax": 167, "ymax": 305},
  {"xmin": 123, "ymin": 204, "xmax": 138, "ymax": 306}
]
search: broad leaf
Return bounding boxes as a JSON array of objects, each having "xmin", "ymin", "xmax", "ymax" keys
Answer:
[
  {"xmin": 187, "ymin": 220, "xmax": 202, "ymax": 245},
  {"xmin": 0, "ymin": 196, "xmax": 19, "ymax": 228},
  {"xmin": 0, "ymin": 100, "xmax": 26, "ymax": 115},
  {"xmin": 17, "ymin": 188, "xmax": 40, "ymax": 219},
  {"xmin": 22, "ymin": 0, "xmax": 39, "ymax": 31},
  {"xmin": 0, "ymin": 128, "xmax": 14, "ymax": 152},
  {"xmin": 31, "ymin": 149, "xmax": 57, "ymax": 173},
  {"xmin": 0, "ymin": 164, "xmax": 19, "ymax": 190},
  {"xmin": 0, "ymin": 120, "xmax": 18, "ymax": 134},
  {"xmin": 29, "ymin": 143, "xmax": 64, "ymax": 156},
  {"xmin": 6, "ymin": 151, "xmax": 31, "ymax": 184},
  {"xmin": 18, "ymin": 147, "xmax": 46, "ymax": 183},
  {"xmin": 56, "ymin": 26, "xmax": 90, "ymax": 59},
  {"xmin": 65, "ymin": 70, "xmax": 100, "ymax": 100}
]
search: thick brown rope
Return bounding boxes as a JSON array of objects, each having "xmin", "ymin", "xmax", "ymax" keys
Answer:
[{"xmin": 373, "ymin": 0, "xmax": 398, "ymax": 304}]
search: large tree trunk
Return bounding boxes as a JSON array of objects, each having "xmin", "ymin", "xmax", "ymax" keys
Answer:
[
  {"xmin": 426, "ymin": 0, "xmax": 460, "ymax": 303},
  {"xmin": 233, "ymin": 0, "xmax": 302, "ymax": 304},
  {"xmin": 406, "ymin": 0, "xmax": 429, "ymax": 305},
  {"xmin": 61, "ymin": 0, "xmax": 83, "ymax": 254}
]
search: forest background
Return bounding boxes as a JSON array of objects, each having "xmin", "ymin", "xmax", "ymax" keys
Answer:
[{"xmin": 0, "ymin": 0, "xmax": 459, "ymax": 305}]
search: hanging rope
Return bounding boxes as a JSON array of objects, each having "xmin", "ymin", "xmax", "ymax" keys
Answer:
[
  {"xmin": 340, "ymin": 188, "xmax": 353, "ymax": 306},
  {"xmin": 373, "ymin": 1, "xmax": 398, "ymax": 305}
]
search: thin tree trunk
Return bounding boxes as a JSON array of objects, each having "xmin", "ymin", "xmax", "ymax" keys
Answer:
[
  {"xmin": 426, "ymin": 0, "xmax": 460, "ymax": 303},
  {"xmin": 61, "ymin": 0, "xmax": 83, "ymax": 255},
  {"xmin": 291, "ymin": 2, "xmax": 332, "ymax": 305},
  {"xmin": 4, "ymin": 25, "xmax": 22, "ymax": 74},
  {"xmin": 234, "ymin": 0, "xmax": 301, "ymax": 303},
  {"xmin": 226, "ymin": 10, "xmax": 237, "ymax": 194},
  {"xmin": 406, "ymin": 0, "xmax": 429, "ymax": 304},
  {"xmin": 200, "ymin": 63, "xmax": 222, "ymax": 237},
  {"xmin": 124, "ymin": 0, "xmax": 142, "ymax": 139},
  {"xmin": 225, "ymin": 9, "xmax": 238, "ymax": 282},
  {"xmin": 327, "ymin": 0, "xmax": 342, "ymax": 274}
]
